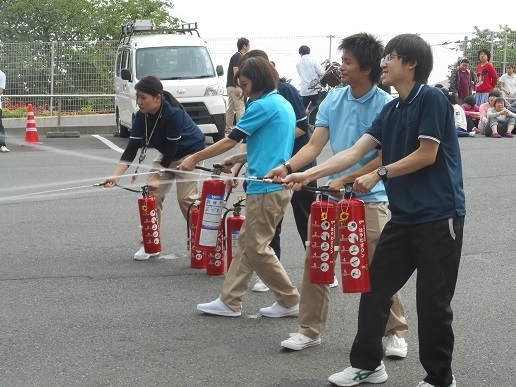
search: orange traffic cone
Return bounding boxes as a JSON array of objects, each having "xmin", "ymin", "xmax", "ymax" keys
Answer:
[{"xmin": 21, "ymin": 104, "xmax": 42, "ymax": 146}]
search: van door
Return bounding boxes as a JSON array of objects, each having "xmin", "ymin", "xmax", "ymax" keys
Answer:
[{"xmin": 114, "ymin": 47, "xmax": 135, "ymax": 133}]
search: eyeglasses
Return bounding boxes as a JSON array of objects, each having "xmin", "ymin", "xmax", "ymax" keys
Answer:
[{"xmin": 380, "ymin": 54, "xmax": 406, "ymax": 66}]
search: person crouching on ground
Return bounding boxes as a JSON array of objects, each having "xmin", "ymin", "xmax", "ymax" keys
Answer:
[
  {"xmin": 486, "ymin": 97, "xmax": 516, "ymax": 138},
  {"xmin": 100, "ymin": 75, "xmax": 205, "ymax": 260}
]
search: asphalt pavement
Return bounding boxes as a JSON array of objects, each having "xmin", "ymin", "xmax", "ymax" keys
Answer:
[{"xmin": 0, "ymin": 132, "xmax": 515, "ymax": 386}]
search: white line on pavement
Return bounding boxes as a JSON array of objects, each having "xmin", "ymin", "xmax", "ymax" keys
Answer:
[{"xmin": 92, "ymin": 134, "xmax": 124, "ymax": 153}]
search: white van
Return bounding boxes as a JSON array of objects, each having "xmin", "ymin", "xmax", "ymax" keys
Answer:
[{"xmin": 114, "ymin": 21, "xmax": 226, "ymax": 142}]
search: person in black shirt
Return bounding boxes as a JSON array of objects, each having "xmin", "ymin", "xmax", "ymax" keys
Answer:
[
  {"xmin": 100, "ymin": 76, "xmax": 205, "ymax": 260},
  {"xmin": 225, "ymin": 38, "xmax": 250, "ymax": 132}
]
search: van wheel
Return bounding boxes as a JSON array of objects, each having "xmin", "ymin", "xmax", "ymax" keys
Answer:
[{"xmin": 116, "ymin": 114, "xmax": 130, "ymax": 138}]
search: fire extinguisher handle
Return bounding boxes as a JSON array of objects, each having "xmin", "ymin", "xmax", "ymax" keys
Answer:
[{"xmin": 194, "ymin": 165, "xmax": 214, "ymax": 172}]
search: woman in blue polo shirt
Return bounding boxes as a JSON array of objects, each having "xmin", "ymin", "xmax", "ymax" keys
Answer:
[
  {"xmin": 100, "ymin": 75, "xmax": 205, "ymax": 260},
  {"xmin": 178, "ymin": 56, "xmax": 301, "ymax": 318}
]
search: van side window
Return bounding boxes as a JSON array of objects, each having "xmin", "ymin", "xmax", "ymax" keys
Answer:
[{"xmin": 116, "ymin": 49, "xmax": 130, "ymax": 77}]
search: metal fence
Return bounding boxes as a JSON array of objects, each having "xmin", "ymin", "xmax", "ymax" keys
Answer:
[{"xmin": 1, "ymin": 30, "xmax": 514, "ymax": 118}]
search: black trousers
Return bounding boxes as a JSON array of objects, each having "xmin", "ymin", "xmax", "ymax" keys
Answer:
[
  {"xmin": 465, "ymin": 115, "xmax": 479, "ymax": 132},
  {"xmin": 302, "ymin": 94, "xmax": 319, "ymax": 109},
  {"xmin": 0, "ymin": 109, "xmax": 6, "ymax": 146},
  {"xmin": 350, "ymin": 216, "xmax": 464, "ymax": 386}
]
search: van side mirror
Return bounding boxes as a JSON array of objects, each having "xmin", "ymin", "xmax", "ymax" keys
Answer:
[
  {"xmin": 216, "ymin": 65, "xmax": 224, "ymax": 77},
  {"xmin": 121, "ymin": 68, "xmax": 132, "ymax": 82}
]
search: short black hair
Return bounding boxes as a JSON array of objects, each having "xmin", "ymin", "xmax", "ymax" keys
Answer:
[
  {"xmin": 488, "ymin": 89, "xmax": 501, "ymax": 98},
  {"xmin": 299, "ymin": 45, "xmax": 310, "ymax": 55},
  {"xmin": 384, "ymin": 34, "xmax": 433, "ymax": 84},
  {"xmin": 338, "ymin": 32, "xmax": 384, "ymax": 84},
  {"xmin": 237, "ymin": 38, "xmax": 249, "ymax": 51}
]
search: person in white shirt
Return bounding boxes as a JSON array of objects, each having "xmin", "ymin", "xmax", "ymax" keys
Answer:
[
  {"xmin": 499, "ymin": 64, "xmax": 516, "ymax": 104},
  {"xmin": 441, "ymin": 88, "xmax": 475, "ymax": 137},
  {"xmin": 296, "ymin": 45, "xmax": 328, "ymax": 109},
  {"xmin": 0, "ymin": 69, "xmax": 9, "ymax": 153}
]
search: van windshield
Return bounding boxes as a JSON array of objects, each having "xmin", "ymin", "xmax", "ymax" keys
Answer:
[{"xmin": 136, "ymin": 46, "xmax": 215, "ymax": 80}]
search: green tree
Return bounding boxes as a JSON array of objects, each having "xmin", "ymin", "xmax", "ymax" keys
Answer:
[
  {"xmin": 0, "ymin": 0, "xmax": 182, "ymax": 111},
  {"xmin": 0, "ymin": 0, "xmax": 180, "ymax": 42}
]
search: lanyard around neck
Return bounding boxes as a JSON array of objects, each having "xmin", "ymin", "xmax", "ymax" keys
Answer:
[
  {"xmin": 132, "ymin": 103, "xmax": 163, "ymax": 183},
  {"xmin": 144, "ymin": 103, "xmax": 163, "ymax": 147}
]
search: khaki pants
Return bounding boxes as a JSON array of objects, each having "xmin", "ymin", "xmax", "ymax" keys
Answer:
[
  {"xmin": 298, "ymin": 202, "xmax": 408, "ymax": 339},
  {"xmin": 225, "ymin": 86, "xmax": 245, "ymax": 130},
  {"xmin": 151, "ymin": 155, "xmax": 202, "ymax": 224},
  {"xmin": 220, "ymin": 190, "xmax": 300, "ymax": 311}
]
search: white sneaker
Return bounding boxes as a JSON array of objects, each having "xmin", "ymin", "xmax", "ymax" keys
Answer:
[
  {"xmin": 0, "ymin": 145, "xmax": 10, "ymax": 153},
  {"xmin": 259, "ymin": 302, "xmax": 299, "ymax": 318},
  {"xmin": 133, "ymin": 244, "xmax": 160, "ymax": 261},
  {"xmin": 252, "ymin": 278, "xmax": 269, "ymax": 293},
  {"xmin": 417, "ymin": 375, "xmax": 456, "ymax": 387},
  {"xmin": 468, "ymin": 131, "xmax": 475, "ymax": 137},
  {"xmin": 197, "ymin": 298, "xmax": 242, "ymax": 317},
  {"xmin": 385, "ymin": 333, "xmax": 408, "ymax": 359},
  {"xmin": 330, "ymin": 275, "xmax": 339, "ymax": 288},
  {"xmin": 281, "ymin": 332, "xmax": 321, "ymax": 351},
  {"xmin": 328, "ymin": 361, "xmax": 388, "ymax": 386},
  {"xmin": 197, "ymin": 298, "xmax": 241, "ymax": 317}
]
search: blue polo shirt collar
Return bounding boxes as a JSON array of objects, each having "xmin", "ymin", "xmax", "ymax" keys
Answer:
[{"xmin": 345, "ymin": 84, "xmax": 379, "ymax": 103}]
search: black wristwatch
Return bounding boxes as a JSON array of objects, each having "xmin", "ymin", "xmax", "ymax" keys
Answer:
[
  {"xmin": 377, "ymin": 166, "xmax": 388, "ymax": 182},
  {"xmin": 283, "ymin": 162, "xmax": 293, "ymax": 175}
]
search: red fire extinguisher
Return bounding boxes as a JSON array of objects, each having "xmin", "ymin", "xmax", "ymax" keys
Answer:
[
  {"xmin": 224, "ymin": 196, "xmax": 245, "ymax": 269},
  {"xmin": 138, "ymin": 185, "xmax": 161, "ymax": 254},
  {"xmin": 337, "ymin": 188, "xmax": 370, "ymax": 293},
  {"xmin": 194, "ymin": 176, "xmax": 226, "ymax": 252},
  {"xmin": 206, "ymin": 223, "xmax": 225, "ymax": 276},
  {"xmin": 309, "ymin": 193, "xmax": 337, "ymax": 285},
  {"xmin": 187, "ymin": 201, "xmax": 207, "ymax": 269}
]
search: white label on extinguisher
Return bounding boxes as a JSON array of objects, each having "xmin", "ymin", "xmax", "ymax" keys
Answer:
[
  {"xmin": 199, "ymin": 193, "xmax": 224, "ymax": 246},
  {"xmin": 231, "ymin": 230, "xmax": 240, "ymax": 258},
  {"xmin": 201, "ymin": 194, "xmax": 224, "ymax": 228}
]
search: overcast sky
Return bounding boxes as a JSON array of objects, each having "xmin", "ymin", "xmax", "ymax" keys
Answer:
[{"xmin": 170, "ymin": 0, "xmax": 513, "ymax": 38}]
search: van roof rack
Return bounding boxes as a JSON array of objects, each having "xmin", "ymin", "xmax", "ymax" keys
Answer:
[{"xmin": 118, "ymin": 20, "xmax": 200, "ymax": 44}]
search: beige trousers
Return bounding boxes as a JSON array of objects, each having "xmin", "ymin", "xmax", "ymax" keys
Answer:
[
  {"xmin": 298, "ymin": 202, "xmax": 408, "ymax": 339},
  {"xmin": 220, "ymin": 190, "xmax": 300, "ymax": 311},
  {"xmin": 151, "ymin": 155, "xmax": 202, "ymax": 224},
  {"xmin": 225, "ymin": 86, "xmax": 245, "ymax": 130}
]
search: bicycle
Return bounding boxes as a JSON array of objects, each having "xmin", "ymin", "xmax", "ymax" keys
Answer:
[{"xmin": 306, "ymin": 62, "xmax": 342, "ymax": 132}]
